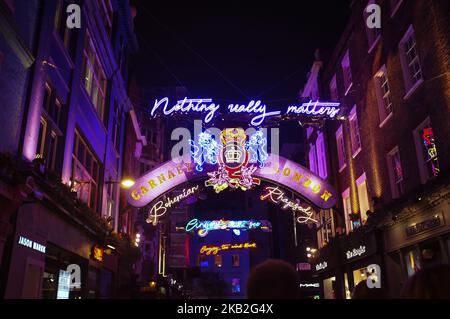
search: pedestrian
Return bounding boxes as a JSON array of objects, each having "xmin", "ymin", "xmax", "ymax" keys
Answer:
[
  {"xmin": 246, "ymin": 259, "xmax": 299, "ymax": 299},
  {"xmin": 401, "ymin": 264, "xmax": 450, "ymax": 299}
]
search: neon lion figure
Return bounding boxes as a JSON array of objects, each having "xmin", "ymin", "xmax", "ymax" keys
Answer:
[
  {"xmin": 189, "ymin": 131, "xmax": 221, "ymax": 172},
  {"xmin": 246, "ymin": 129, "xmax": 268, "ymax": 168}
]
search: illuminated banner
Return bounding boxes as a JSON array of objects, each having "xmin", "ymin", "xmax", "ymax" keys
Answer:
[
  {"xmin": 150, "ymin": 97, "xmax": 341, "ymax": 126},
  {"xmin": 260, "ymin": 186, "xmax": 317, "ymax": 224},
  {"xmin": 147, "ymin": 185, "xmax": 200, "ymax": 224},
  {"xmin": 186, "ymin": 218, "xmax": 272, "ymax": 237},
  {"xmin": 200, "ymin": 242, "xmax": 257, "ymax": 255},
  {"xmin": 191, "ymin": 129, "xmax": 266, "ymax": 193},
  {"xmin": 127, "ymin": 154, "xmax": 337, "ymax": 210}
]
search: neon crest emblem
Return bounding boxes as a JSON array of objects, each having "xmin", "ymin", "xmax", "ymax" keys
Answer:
[{"xmin": 190, "ymin": 128, "xmax": 267, "ymax": 193}]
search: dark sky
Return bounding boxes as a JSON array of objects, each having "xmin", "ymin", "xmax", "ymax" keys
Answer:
[{"xmin": 131, "ymin": 0, "xmax": 351, "ymax": 107}]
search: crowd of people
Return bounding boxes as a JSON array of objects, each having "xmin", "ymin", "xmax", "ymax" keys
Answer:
[{"xmin": 246, "ymin": 260, "xmax": 450, "ymax": 299}]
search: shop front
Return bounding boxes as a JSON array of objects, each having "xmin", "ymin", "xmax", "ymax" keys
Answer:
[
  {"xmin": 3, "ymin": 199, "xmax": 115, "ymax": 299},
  {"xmin": 312, "ymin": 241, "xmax": 343, "ymax": 299},
  {"xmin": 383, "ymin": 185, "xmax": 450, "ymax": 298},
  {"xmin": 340, "ymin": 230, "xmax": 381, "ymax": 299}
]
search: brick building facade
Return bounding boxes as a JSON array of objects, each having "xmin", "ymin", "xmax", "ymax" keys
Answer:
[{"xmin": 303, "ymin": 0, "xmax": 450, "ymax": 299}]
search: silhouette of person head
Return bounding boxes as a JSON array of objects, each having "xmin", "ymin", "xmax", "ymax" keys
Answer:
[
  {"xmin": 401, "ymin": 264, "xmax": 450, "ymax": 299},
  {"xmin": 351, "ymin": 280, "xmax": 389, "ymax": 299},
  {"xmin": 246, "ymin": 259, "xmax": 299, "ymax": 299}
]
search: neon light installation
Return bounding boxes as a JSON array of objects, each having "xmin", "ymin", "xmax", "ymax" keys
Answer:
[
  {"xmin": 147, "ymin": 185, "xmax": 200, "ymax": 224},
  {"xmin": 422, "ymin": 127, "xmax": 440, "ymax": 177},
  {"xmin": 185, "ymin": 218, "xmax": 272, "ymax": 237},
  {"xmin": 260, "ymin": 186, "xmax": 318, "ymax": 224},
  {"xmin": 286, "ymin": 101, "xmax": 341, "ymax": 118},
  {"xmin": 150, "ymin": 97, "xmax": 341, "ymax": 126},
  {"xmin": 190, "ymin": 128, "xmax": 267, "ymax": 193},
  {"xmin": 200, "ymin": 242, "xmax": 257, "ymax": 255}
]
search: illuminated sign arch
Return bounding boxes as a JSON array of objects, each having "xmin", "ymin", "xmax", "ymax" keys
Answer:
[{"xmin": 127, "ymin": 154, "xmax": 337, "ymax": 212}]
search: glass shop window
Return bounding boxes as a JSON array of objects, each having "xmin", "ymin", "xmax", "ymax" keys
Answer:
[
  {"xmin": 353, "ymin": 267, "xmax": 369, "ymax": 288},
  {"xmin": 404, "ymin": 248, "xmax": 421, "ymax": 277},
  {"xmin": 323, "ymin": 277, "xmax": 336, "ymax": 299}
]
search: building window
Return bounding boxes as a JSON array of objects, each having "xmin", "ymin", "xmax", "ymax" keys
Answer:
[
  {"xmin": 341, "ymin": 50, "xmax": 353, "ymax": 95},
  {"xmin": 336, "ymin": 126, "xmax": 346, "ymax": 172},
  {"xmin": 232, "ymin": 254, "xmax": 240, "ymax": 267},
  {"xmin": 82, "ymin": 30, "xmax": 107, "ymax": 122},
  {"xmin": 404, "ymin": 248, "xmax": 421, "ymax": 277},
  {"xmin": 374, "ymin": 66, "xmax": 393, "ymax": 126},
  {"xmin": 306, "ymin": 127, "xmax": 314, "ymax": 139},
  {"xmin": 387, "ymin": 146, "xmax": 405, "ymax": 199},
  {"xmin": 214, "ymin": 255, "xmax": 222, "ymax": 268},
  {"xmin": 356, "ymin": 173, "xmax": 371, "ymax": 225},
  {"xmin": 329, "ymin": 74, "xmax": 338, "ymax": 101},
  {"xmin": 413, "ymin": 118, "xmax": 440, "ymax": 184},
  {"xmin": 54, "ymin": 0, "xmax": 77, "ymax": 57},
  {"xmin": 390, "ymin": 0, "xmax": 403, "ymax": 17},
  {"xmin": 197, "ymin": 255, "xmax": 208, "ymax": 267},
  {"xmin": 231, "ymin": 278, "xmax": 241, "ymax": 294},
  {"xmin": 97, "ymin": 0, "xmax": 114, "ymax": 38},
  {"xmin": 309, "ymin": 144, "xmax": 318, "ymax": 174},
  {"xmin": 72, "ymin": 131, "xmax": 100, "ymax": 212},
  {"xmin": 399, "ymin": 26, "xmax": 423, "ymax": 98},
  {"xmin": 365, "ymin": 0, "xmax": 381, "ymax": 52},
  {"xmin": 342, "ymin": 189, "xmax": 353, "ymax": 234},
  {"xmin": 105, "ymin": 175, "xmax": 117, "ymax": 223},
  {"xmin": 111, "ymin": 101, "xmax": 122, "ymax": 153},
  {"xmin": 36, "ymin": 83, "xmax": 64, "ymax": 172},
  {"xmin": 349, "ymin": 106, "xmax": 362, "ymax": 157},
  {"xmin": 316, "ymin": 132, "xmax": 328, "ymax": 179},
  {"xmin": 318, "ymin": 209, "xmax": 334, "ymax": 248}
]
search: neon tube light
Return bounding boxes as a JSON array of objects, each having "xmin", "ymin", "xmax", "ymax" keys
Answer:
[{"xmin": 200, "ymin": 242, "xmax": 257, "ymax": 255}]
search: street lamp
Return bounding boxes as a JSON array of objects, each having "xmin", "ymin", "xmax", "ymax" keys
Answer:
[{"xmin": 105, "ymin": 177, "xmax": 136, "ymax": 189}]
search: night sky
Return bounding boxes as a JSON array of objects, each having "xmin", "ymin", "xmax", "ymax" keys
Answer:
[{"xmin": 131, "ymin": 0, "xmax": 351, "ymax": 108}]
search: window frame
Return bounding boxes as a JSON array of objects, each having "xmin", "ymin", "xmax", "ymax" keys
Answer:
[
  {"xmin": 309, "ymin": 143, "xmax": 318, "ymax": 174},
  {"xmin": 82, "ymin": 29, "xmax": 107, "ymax": 122},
  {"xmin": 72, "ymin": 130, "xmax": 101, "ymax": 213},
  {"xmin": 349, "ymin": 105, "xmax": 362, "ymax": 158},
  {"xmin": 374, "ymin": 65, "xmax": 394, "ymax": 127},
  {"xmin": 356, "ymin": 173, "xmax": 371, "ymax": 225},
  {"xmin": 316, "ymin": 132, "xmax": 328, "ymax": 179},
  {"xmin": 399, "ymin": 26, "xmax": 424, "ymax": 99},
  {"xmin": 387, "ymin": 146, "xmax": 405, "ymax": 199},
  {"xmin": 342, "ymin": 188, "xmax": 353, "ymax": 234},
  {"xmin": 341, "ymin": 50, "xmax": 353, "ymax": 96},
  {"xmin": 336, "ymin": 125, "xmax": 347, "ymax": 173}
]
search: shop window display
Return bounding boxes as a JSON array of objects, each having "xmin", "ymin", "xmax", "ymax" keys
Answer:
[
  {"xmin": 404, "ymin": 249, "xmax": 421, "ymax": 277},
  {"xmin": 344, "ymin": 273, "xmax": 351, "ymax": 299},
  {"xmin": 353, "ymin": 267, "xmax": 368, "ymax": 288},
  {"xmin": 323, "ymin": 277, "xmax": 336, "ymax": 299}
]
